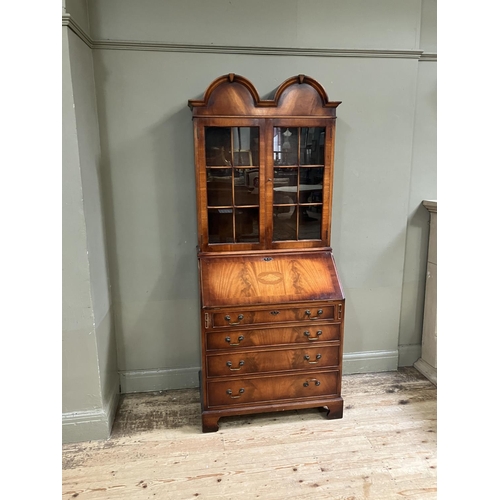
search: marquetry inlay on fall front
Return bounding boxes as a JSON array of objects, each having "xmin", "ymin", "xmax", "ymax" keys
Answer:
[
  {"xmin": 188, "ymin": 73, "xmax": 344, "ymax": 432},
  {"xmin": 200, "ymin": 252, "xmax": 343, "ymax": 307}
]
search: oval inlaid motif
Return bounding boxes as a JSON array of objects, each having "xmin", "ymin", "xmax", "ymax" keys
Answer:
[{"xmin": 257, "ymin": 271, "xmax": 284, "ymax": 285}]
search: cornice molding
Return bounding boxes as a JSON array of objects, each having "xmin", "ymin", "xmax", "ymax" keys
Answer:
[
  {"xmin": 62, "ymin": 14, "xmax": 92, "ymax": 49},
  {"xmin": 62, "ymin": 15, "xmax": 437, "ymax": 61}
]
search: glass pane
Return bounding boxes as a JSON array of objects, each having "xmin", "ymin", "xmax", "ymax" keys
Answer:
[
  {"xmin": 235, "ymin": 208, "xmax": 259, "ymax": 242},
  {"xmin": 273, "ymin": 168, "xmax": 298, "ymax": 204},
  {"xmin": 208, "ymin": 208, "xmax": 233, "ymax": 243},
  {"xmin": 205, "ymin": 127, "xmax": 231, "ymax": 166},
  {"xmin": 232, "ymin": 127, "xmax": 259, "ymax": 166},
  {"xmin": 298, "ymin": 205, "xmax": 322, "ymax": 240},
  {"xmin": 234, "ymin": 168, "xmax": 259, "ymax": 206},
  {"xmin": 300, "ymin": 127, "xmax": 325, "ymax": 165},
  {"xmin": 274, "ymin": 127, "xmax": 298, "ymax": 165},
  {"xmin": 206, "ymin": 169, "xmax": 232, "ymax": 206},
  {"xmin": 273, "ymin": 207, "xmax": 297, "ymax": 241},
  {"xmin": 299, "ymin": 167, "xmax": 324, "ymax": 204}
]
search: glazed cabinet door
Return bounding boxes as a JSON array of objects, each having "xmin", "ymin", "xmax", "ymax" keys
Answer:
[
  {"xmin": 269, "ymin": 121, "xmax": 335, "ymax": 249},
  {"xmin": 195, "ymin": 119, "xmax": 267, "ymax": 252}
]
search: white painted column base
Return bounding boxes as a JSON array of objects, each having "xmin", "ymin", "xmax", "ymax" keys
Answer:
[{"xmin": 414, "ymin": 357, "xmax": 437, "ymax": 386}]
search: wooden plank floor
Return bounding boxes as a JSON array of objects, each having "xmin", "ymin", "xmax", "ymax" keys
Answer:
[{"xmin": 62, "ymin": 368, "xmax": 437, "ymax": 500}]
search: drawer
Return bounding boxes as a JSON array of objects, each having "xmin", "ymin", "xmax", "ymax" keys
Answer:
[
  {"xmin": 206, "ymin": 324, "xmax": 341, "ymax": 350},
  {"xmin": 207, "ymin": 370, "xmax": 340, "ymax": 408},
  {"xmin": 207, "ymin": 345, "xmax": 340, "ymax": 377},
  {"xmin": 211, "ymin": 306, "xmax": 336, "ymax": 328}
]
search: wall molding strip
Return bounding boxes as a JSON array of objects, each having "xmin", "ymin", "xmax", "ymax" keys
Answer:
[
  {"xmin": 92, "ymin": 40, "xmax": 425, "ymax": 59},
  {"xmin": 420, "ymin": 53, "xmax": 437, "ymax": 62},
  {"xmin": 62, "ymin": 14, "xmax": 93, "ymax": 49},
  {"xmin": 62, "ymin": 15, "xmax": 436, "ymax": 61}
]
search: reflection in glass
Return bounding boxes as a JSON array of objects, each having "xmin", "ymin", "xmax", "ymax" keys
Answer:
[
  {"xmin": 202, "ymin": 126, "xmax": 259, "ymax": 167},
  {"xmin": 300, "ymin": 127, "xmax": 325, "ymax": 165},
  {"xmin": 273, "ymin": 207, "xmax": 297, "ymax": 241},
  {"xmin": 234, "ymin": 169, "xmax": 259, "ymax": 206},
  {"xmin": 206, "ymin": 169, "xmax": 232, "ymax": 206},
  {"xmin": 205, "ymin": 127, "xmax": 231, "ymax": 166},
  {"xmin": 232, "ymin": 127, "xmax": 259, "ymax": 166},
  {"xmin": 205, "ymin": 127, "xmax": 261, "ymax": 245},
  {"xmin": 298, "ymin": 205, "xmax": 322, "ymax": 240},
  {"xmin": 208, "ymin": 209, "xmax": 234, "ymax": 243},
  {"xmin": 235, "ymin": 208, "xmax": 259, "ymax": 242},
  {"xmin": 273, "ymin": 168, "xmax": 298, "ymax": 204},
  {"xmin": 299, "ymin": 167, "xmax": 324, "ymax": 204},
  {"xmin": 274, "ymin": 127, "xmax": 298, "ymax": 165},
  {"xmin": 300, "ymin": 167, "xmax": 324, "ymax": 186}
]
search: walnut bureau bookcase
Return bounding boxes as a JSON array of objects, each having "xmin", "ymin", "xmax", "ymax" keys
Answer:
[{"xmin": 188, "ymin": 74, "xmax": 345, "ymax": 432}]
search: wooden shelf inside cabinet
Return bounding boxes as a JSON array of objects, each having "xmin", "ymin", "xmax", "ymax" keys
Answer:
[{"xmin": 188, "ymin": 73, "xmax": 344, "ymax": 432}]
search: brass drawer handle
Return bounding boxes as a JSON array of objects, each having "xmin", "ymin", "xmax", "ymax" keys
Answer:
[
  {"xmin": 226, "ymin": 360, "xmax": 245, "ymax": 371},
  {"xmin": 304, "ymin": 354, "xmax": 322, "ymax": 364},
  {"xmin": 225, "ymin": 335, "xmax": 244, "ymax": 346},
  {"xmin": 270, "ymin": 310, "xmax": 280, "ymax": 316},
  {"xmin": 305, "ymin": 309, "xmax": 323, "ymax": 320},
  {"xmin": 303, "ymin": 379, "xmax": 321, "ymax": 387},
  {"xmin": 225, "ymin": 314, "xmax": 244, "ymax": 326},
  {"xmin": 304, "ymin": 330, "xmax": 322, "ymax": 340},
  {"xmin": 226, "ymin": 388, "xmax": 245, "ymax": 399}
]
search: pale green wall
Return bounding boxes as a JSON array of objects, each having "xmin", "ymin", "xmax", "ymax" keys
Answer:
[
  {"xmin": 62, "ymin": 3, "xmax": 119, "ymax": 442},
  {"xmin": 62, "ymin": 27, "xmax": 102, "ymax": 414},
  {"xmin": 398, "ymin": 0, "xmax": 437, "ymax": 365},
  {"xmin": 86, "ymin": 0, "xmax": 437, "ymax": 388},
  {"xmin": 63, "ymin": 0, "xmax": 90, "ymax": 33},
  {"xmin": 62, "ymin": 2, "xmax": 437, "ymax": 434},
  {"xmin": 88, "ymin": 0, "xmax": 422, "ymax": 50}
]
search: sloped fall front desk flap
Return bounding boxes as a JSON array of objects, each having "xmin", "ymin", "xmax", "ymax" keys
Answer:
[{"xmin": 199, "ymin": 251, "xmax": 344, "ymax": 308}]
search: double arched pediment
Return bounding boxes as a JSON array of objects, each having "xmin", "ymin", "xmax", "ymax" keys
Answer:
[{"xmin": 188, "ymin": 74, "xmax": 341, "ymax": 117}]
